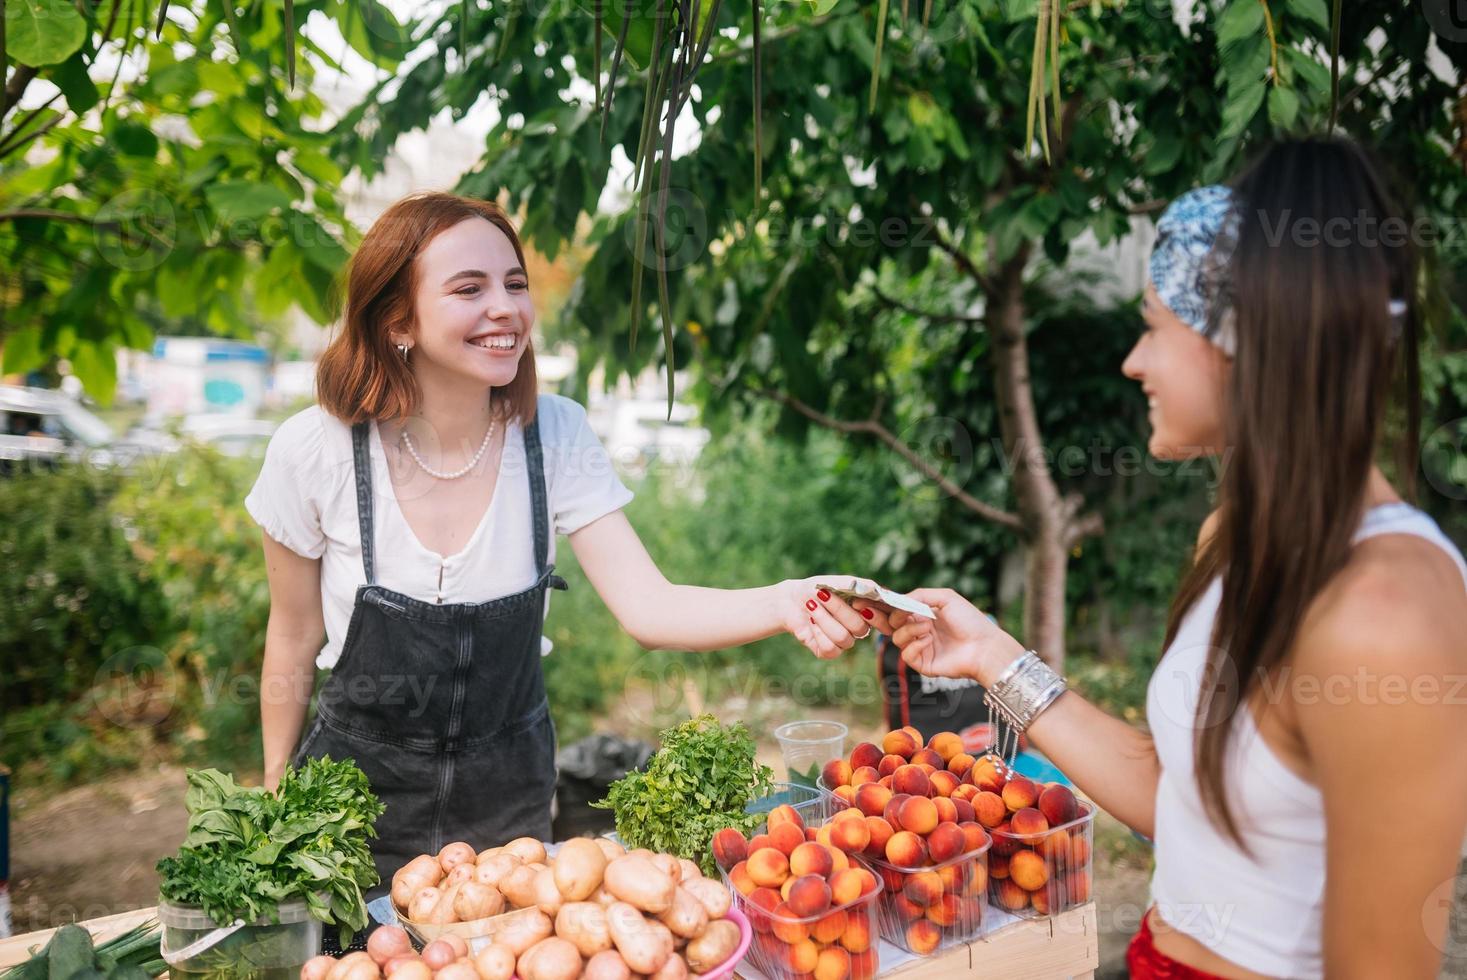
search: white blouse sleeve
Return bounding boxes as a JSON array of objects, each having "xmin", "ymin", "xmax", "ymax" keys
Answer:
[
  {"xmin": 541, "ymin": 396, "xmax": 634, "ymax": 536},
  {"xmin": 245, "ymin": 408, "xmax": 329, "ymax": 559}
]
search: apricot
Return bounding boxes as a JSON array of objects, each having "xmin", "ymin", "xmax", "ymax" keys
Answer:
[
  {"xmin": 812, "ymin": 908, "xmax": 848, "ymax": 944},
  {"xmin": 749, "ymin": 833, "xmax": 774, "ymax": 854},
  {"xmin": 821, "ymin": 759, "xmax": 853, "ymax": 791},
  {"xmin": 951, "ymin": 798, "xmax": 975, "ymax": 825},
  {"xmin": 877, "ymin": 775, "xmax": 894, "ymax": 791},
  {"xmin": 972, "ymin": 791, "xmax": 1007, "ymax": 829},
  {"xmin": 730, "ymin": 860, "xmax": 757, "ymax": 895},
  {"xmin": 901, "ymin": 724, "xmax": 923, "ymax": 742},
  {"xmin": 946, "ymin": 752, "xmax": 976, "ymax": 777},
  {"xmin": 990, "ymin": 821, "xmax": 1019, "ymax": 856},
  {"xmin": 877, "ymin": 754, "xmax": 905, "ymax": 778},
  {"xmin": 849, "ymin": 742, "xmax": 883, "ymax": 771},
  {"xmin": 1009, "ymin": 851, "xmax": 1049, "ymax": 892},
  {"xmin": 1009, "ymin": 807, "xmax": 1049, "ymax": 837},
  {"xmin": 967, "ymin": 761, "xmax": 1006, "ymax": 795},
  {"xmin": 863, "ymin": 816, "xmax": 893, "ymax": 859},
  {"xmin": 769, "ymin": 804, "xmax": 805, "ymax": 834},
  {"xmin": 849, "ymin": 949, "xmax": 879, "ymax": 980},
  {"xmin": 814, "ymin": 946, "xmax": 850, "ymax": 980},
  {"xmin": 1037, "ymin": 828, "xmax": 1071, "ymax": 864},
  {"xmin": 932, "ymin": 797, "xmax": 958, "ymax": 825},
  {"xmin": 881, "ymin": 729, "xmax": 920, "ymax": 759},
  {"xmin": 1001, "ymin": 776, "xmax": 1039, "ymax": 813},
  {"xmin": 891, "ymin": 765, "xmax": 931, "ymax": 799},
  {"xmin": 748, "ymin": 887, "xmax": 782, "ymax": 931},
  {"xmin": 877, "ymin": 866, "xmax": 903, "ymax": 894},
  {"xmin": 832, "ymin": 785, "xmax": 857, "ymax": 808},
  {"xmin": 855, "ymin": 867, "xmax": 880, "ymax": 897},
  {"xmin": 1030, "ymin": 885, "xmax": 1051, "ymax": 916},
  {"xmin": 839, "ymin": 913, "xmax": 872, "ymax": 954},
  {"xmin": 850, "ymin": 766, "xmax": 880, "ymax": 788},
  {"xmin": 790, "ymin": 842, "xmax": 834, "ymax": 879},
  {"xmin": 988, "ymin": 852, "xmax": 1009, "ymax": 880},
  {"xmin": 926, "ymin": 822, "xmax": 967, "ymax": 864},
  {"xmin": 925, "ymin": 893, "xmax": 961, "ymax": 927},
  {"xmin": 950, "ymin": 783, "xmax": 979, "ymax": 804},
  {"xmin": 884, "ymin": 830, "xmax": 928, "ymax": 868},
  {"xmin": 787, "ymin": 875, "xmax": 833, "ymax": 917},
  {"xmin": 935, "ymin": 862, "xmax": 967, "ymax": 895},
  {"xmin": 927, "ymin": 731, "xmax": 964, "ymax": 762},
  {"xmin": 1037, "ymin": 784, "xmax": 1079, "ymax": 826},
  {"xmin": 957, "ymin": 821, "xmax": 988, "ymax": 855},
  {"xmin": 903, "ymin": 870, "xmax": 944, "ymax": 907},
  {"xmin": 905, "ymin": 920, "xmax": 941, "ymax": 955},
  {"xmin": 883, "ymin": 794, "xmax": 910, "ymax": 827},
  {"xmin": 994, "ymin": 879, "xmax": 1029, "ymax": 912},
  {"xmin": 836, "ymin": 806, "xmax": 865, "ymax": 824},
  {"xmin": 784, "ymin": 937, "xmax": 819, "ymax": 973},
  {"xmin": 854, "ymin": 783, "xmax": 892, "ymax": 819},
  {"xmin": 916, "ymin": 763, "xmax": 938, "ymax": 778},
  {"xmin": 1069, "ymin": 834, "xmax": 1092, "ymax": 868},
  {"xmin": 892, "ymin": 893, "xmax": 925, "ymax": 922},
  {"xmin": 909, "ymin": 748, "xmax": 943, "ymax": 771},
  {"xmin": 806, "ymin": 826, "xmax": 821, "ymax": 843},
  {"xmin": 711, "ymin": 828, "xmax": 749, "ymax": 871},
  {"xmin": 829, "ymin": 847, "xmax": 849, "ymax": 873},
  {"xmin": 781, "ymin": 875, "xmax": 798, "ymax": 903},
  {"xmin": 748, "ymin": 847, "xmax": 790, "ymax": 889},
  {"xmin": 829, "ymin": 818, "xmax": 870, "ymax": 854},
  {"xmin": 772, "ymin": 822, "xmax": 808, "ymax": 856},
  {"xmin": 964, "ymin": 860, "xmax": 988, "ymax": 896},
  {"xmin": 771, "ymin": 902, "xmax": 810, "ymax": 944},
  {"xmin": 829, "ymin": 868, "xmax": 864, "ymax": 906},
  {"xmin": 897, "ymin": 796, "xmax": 939, "ymax": 836},
  {"xmin": 1068, "ymin": 869, "xmax": 1092, "ymax": 903}
]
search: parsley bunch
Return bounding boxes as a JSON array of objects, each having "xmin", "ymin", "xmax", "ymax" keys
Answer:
[
  {"xmin": 595, "ymin": 715, "xmax": 774, "ymax": 875},
  {"xmin": 156, "ymin": 757, "xmax": 385, "ymax": 946}
]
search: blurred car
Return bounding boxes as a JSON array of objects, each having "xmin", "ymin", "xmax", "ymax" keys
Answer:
[{"xmin": 0, "ymin": 385, "xmax": 159, "ymax": 473}]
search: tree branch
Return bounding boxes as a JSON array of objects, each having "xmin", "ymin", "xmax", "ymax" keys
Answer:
[
  {"xmin": 760, "ymin": 387, "xmax": 1024, "ymax": 531},
  {"xmin": 871, "ymin": 285, "xmax": 983, "ymax": 324},
  {"xmin": 931, "ymin": 225, "xmax": 994, "ymax": 294},
  {"xmin": 1128, "ymin": 198, "xmax": 1167, "ymax": 215},
  {"xmin": 3, "ymin": 66, "xmax": 38, "ymax": 120}
]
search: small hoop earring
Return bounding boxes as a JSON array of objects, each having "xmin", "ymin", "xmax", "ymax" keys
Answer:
[{"xmin": 396, "ymin": 344, "xmax": 410, "ymax": 360}]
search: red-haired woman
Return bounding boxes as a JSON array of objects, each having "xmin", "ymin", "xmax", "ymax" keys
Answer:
[
  {"xmin": 245, "ymin": 193, "xmax": 873, "ymax": 888},
  {"xmin": 865, "ymin": 138, "xmax": 1467, "ymax": 978}
]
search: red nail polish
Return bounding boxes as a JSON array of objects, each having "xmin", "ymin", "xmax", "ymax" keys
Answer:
[
  {"xmin": 805, "ymin": 599, "xmax": 818, "ymax": 611},
  {"xmin": 817, "ymin": 589, "xmax": 831, "ymax": 601},
  {"xmin": 860, "ymin": 608, "xmax": 875, "ymax": 620}
]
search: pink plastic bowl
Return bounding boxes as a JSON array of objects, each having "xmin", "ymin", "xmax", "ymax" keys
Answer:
[{"xmin": 699, "ymin": 904, "xmax": 754, "ymax": 980}]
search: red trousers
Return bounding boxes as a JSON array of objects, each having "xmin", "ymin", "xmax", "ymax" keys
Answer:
[{"xmin": 1126, "ymin": 910, "xmax": 1231, "ymax": 980}]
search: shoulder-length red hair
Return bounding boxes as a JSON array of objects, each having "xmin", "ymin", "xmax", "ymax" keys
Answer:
[{"xmin": 316, "ymin": 193, "xmax": 539, "ymax": 425}]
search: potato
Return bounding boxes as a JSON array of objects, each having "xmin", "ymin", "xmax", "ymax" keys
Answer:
[
  {"xmin": 584, "ymin": 949, "xmax": 633, "ymax": 980},
  {"xmin": 684, "ymin": 919, "xmax": 740, "ymax": 973},
  {"xmin": 555, "ymin": 838, "xmax": 609, "ymax": 901},
  {"xmin": 676, "ymin": 859, "xmax": 702, "ymax": 882},
  {"xmin": 650, "ymin": 952, "xmax": 689, "ymax": 980},
  {"xmin": 439, "ymin": 841, "xmax": 478, "ymax": 874},
  {"xmin": 392, "ymin": 854, "xmax": 445, "ymax": 908},
  {"xmin": 429, "ymin": 881, "xmax": 466, "ymax": 924},
  {"xmin": 473, "ymin": 942, "xmax": 518, "ymax": 980},
  {"xmin": 518, "ymin": 937, "xmax": 583, "ymax": 980},
  {"xmin": 475, "ymin": 853, "xmax": 522, "ymax": 889},
  {"xmin": 477, "ymin": 845, "xmax": 505, "ymax": 864},
  {"xmin": 496, "ymin": 908, "xmax": 554, "ymax": 956},
  {"xmin": 453, "ymin": 881, "xmax": 505, "ymax": 922},
  {"xmin": 679, "ymin": 879, "xmax": 731, "ymax": 921},
  {"xmin": 556, "ymin": 901, "xmax": 613, "ymax": 958},
  {"xmin": 595, "ymin": 838, "xmax": 627, "ymax": 862},
  {"xmin": 328, "ymin": 952, "xmax": 379, "ymax": 980},
  {"xmin": 650, "ymin": 854, "xmax": 682, "ymax": 882},
  {"xmin": 607, "ymin": 902, "xmax": 674, "ymax": 975},
  {"xmin": 437, "ymin": 964, "xmax": 482, "ymax": 980},
  {"xmin": 385, "ymin": 958, "xmax": 431, "ymax": 979},
  {"xmin": 446, "ymin": 862, "xmax": 477, "ymax": 886},
  {"xmin": 407, "ymin": 886, "xmax": 442, "ymax": 922},
  {"xmin": 505, "ymin": 837, "xmax": 548, "ymax": 865},
  {"xmin": 604, "ymin": 856, "xmax": 676, "ymax": 915},
  {"xmin": 592, "ymin": 885, "xmax": 618, "ymax": 908},
  {"xmin": 658, "ymin": 887, "xmax": 709, "ymax": 940},
  {"xmin": 500, "ymin": 865, "xmax": 541, "ymax": 909},
  {"xmin": 534, "ymin": 866, "xmax": 565, "ymax": 916},
  {"xmin": 300, "ymin": 955, "xmax": 336, "ymax": 980}
]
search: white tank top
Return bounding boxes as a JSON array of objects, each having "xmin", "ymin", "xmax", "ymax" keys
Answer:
[{"xmin": 1145, "ymin": 503, "xmax": 1467, "ymax": 978}]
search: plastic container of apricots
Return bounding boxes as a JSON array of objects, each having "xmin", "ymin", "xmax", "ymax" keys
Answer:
[
  {"xmin": 988, "ymin": 796, "xmax": 1095, "ymax": 919},
  {"xmin": 864, "ymin": 826, "xmax": 991, "ymax": 955}
]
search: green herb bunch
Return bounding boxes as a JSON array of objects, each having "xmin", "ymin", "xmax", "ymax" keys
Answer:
[
  {"xmin": 156, "ymin": 757, "xmax": 385, "ymax": 946},
  {"xmin": 1, "ymin": 922, "xmax": 164, "ymax": 979},
  {"xmin": 594, "ymin": 715, "xmax": 774, "ymax": 876}
]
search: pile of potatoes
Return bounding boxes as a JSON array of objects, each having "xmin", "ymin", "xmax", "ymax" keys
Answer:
[{"xmin": 305, "ymin": 836, "xmax": 745, "ymax": 980}]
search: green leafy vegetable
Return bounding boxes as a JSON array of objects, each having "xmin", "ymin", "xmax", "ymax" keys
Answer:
[
  {"xmin": 0, "ymin": 923, "xmax": 164, "ymax": 979},
  {"xmin": 156, "ymin": 757, "xmax": 385, "ymax": 947},
  {"xmin": 594, "ymin": 715, "xmax": 774, "ymax": 876}
]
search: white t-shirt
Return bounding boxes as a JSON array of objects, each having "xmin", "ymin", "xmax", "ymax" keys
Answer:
[{"xmin": 245, "ymin": 394, "xmax": 633, "ymax": 669}]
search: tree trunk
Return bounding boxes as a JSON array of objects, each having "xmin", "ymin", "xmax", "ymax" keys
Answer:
[{"xmin": 986, "ymin": 240, "xmax": 1071, "ymax": 670}]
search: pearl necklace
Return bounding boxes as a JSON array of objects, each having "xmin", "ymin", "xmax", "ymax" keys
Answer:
[{"xmin": 400, "ymin": 416, "xmax": 497, "ymax": 480}]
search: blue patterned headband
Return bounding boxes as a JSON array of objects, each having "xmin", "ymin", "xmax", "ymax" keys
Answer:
[{"xmin": 1148, "ymin": 184, "xmax": 1407, "ymax": 356}]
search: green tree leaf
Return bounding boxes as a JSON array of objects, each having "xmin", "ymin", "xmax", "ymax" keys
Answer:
[
  {"xmin": 1286, "ymin": 0, "xmax": 1330, "ymax": 32},
  {"xmin": 51, "ymin": 54, "xmax": 100, "ymax": 114},
  {"xmin": 5, "ymin": 0, "xmax": 86, "ymax": 65},
  {"xmin": 1267, "ymin": 85, "xmax": 1300, "ymax": 130},
  {"xmin": 1216, "ymin": 0, "xmax": 1264, "ymax": 51},
  {"xmin": 204, "ymin": 181, "xmax": 293, "ymax": 221}
]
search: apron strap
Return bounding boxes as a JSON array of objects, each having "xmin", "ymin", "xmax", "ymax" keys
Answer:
[
  {"xmin": 350, "ymin": 421, "xmax": 377, "ymax": 585},
  {"xmin": 522, "ymin": 411, "xmax": 552, "ymax": 577}
]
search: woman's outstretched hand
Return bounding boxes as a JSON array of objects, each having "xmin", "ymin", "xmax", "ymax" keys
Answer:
[
  {"xmin": 855, "ymin": 588, "xmax": 1026, "ymax": 685},
  {"xmin": 778, "ymin": 576, "xmax": 882, "ymax": 659}
]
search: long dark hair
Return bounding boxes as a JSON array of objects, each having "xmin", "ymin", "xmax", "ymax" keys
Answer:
[{"xmin": 1162, "ymin": 137, "xmax": 1421, "ymax": 849}]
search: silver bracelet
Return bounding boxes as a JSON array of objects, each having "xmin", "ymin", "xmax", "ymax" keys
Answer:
[{"xmin": 984, "ymin": 650, "xmax": 1067, "ymax": 734}]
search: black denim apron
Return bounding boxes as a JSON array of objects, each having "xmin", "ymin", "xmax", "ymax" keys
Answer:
[{"xmin": 294, "ymin": 415, "xmax": 567, "ymax": 896}]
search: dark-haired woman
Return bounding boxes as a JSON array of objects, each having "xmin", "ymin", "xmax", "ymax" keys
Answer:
[
  {"xmin": 864, "ymin": 138, "xmax": 1467, "ymax": 978},
  {"xmin": 246, "ymin": 193, "xmax": 875, "ymax": 891}
]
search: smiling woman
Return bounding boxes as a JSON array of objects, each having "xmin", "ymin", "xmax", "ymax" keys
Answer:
[{"xmin": 244, "ymin": 193, "xmax": 879, "ymax": 923}]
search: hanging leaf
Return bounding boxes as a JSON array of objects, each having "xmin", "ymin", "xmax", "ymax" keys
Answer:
[
  {"xmin": 1287, "ymin": 0, "xmax": 1330, "ymax": 32},
  {"xmin": 6, "ymin": 0, "xmax": 87, "ymax": 65},
  {"xmin": 205, "ymin": 181, "xmax": 293, "ymax": 220},
  {"xmin": 51, "ymin": 53, "xmax": 100, "ymax": 114},
  {"xmin": 283, "ymin": 0, "xmax": 297, "ymax": 87},
  {"xmin": 1266, "ymin": 85, "xmax": 1299, "ymax": 129},
  {"xmin": 1216, "ymin": 0, "xmax": 1264, "ymax": 51}
]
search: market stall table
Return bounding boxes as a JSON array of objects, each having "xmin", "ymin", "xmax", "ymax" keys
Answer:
[{"xmin": 0, "ymin": 902, "xmax": 1099, "ymax": 978}]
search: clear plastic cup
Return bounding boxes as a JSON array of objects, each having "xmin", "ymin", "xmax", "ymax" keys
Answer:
[{"xmin": 774, "ymin": 721, "xmax": 849, "ymax": 789}]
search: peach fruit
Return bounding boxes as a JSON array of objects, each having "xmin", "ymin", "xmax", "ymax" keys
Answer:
[
  {"xmin": 1009, "ymin": 807, "xmax": 1049, "ymax": 837},
  {"xmin": 854, "ymin": 783, "xmax": 892, "ymax": 818},
  {"xmin": 790, "ymin": 842, "xmax": 834, "ymax": 879},
  {"xmin": 881, "ymin": 730, "xmax": 919, "ymax": 759},
  {"xmin": 829, "ymin": 818, "xmax": 871, "ymax": 855},
  {"xmin": 957, "ymin": 821, "xmax": 988, "ymax": 855},
  {"xmin": 926, "ymin": 822, "xmax": 967, "ymax": 864},
  {"xmin": 946, "ymin": 752, "xmax": 976, "ymax": 777},
  {"xmin": 711, "ymin": 828, "xmax": 748, "ymax": 871},
  {"xmin": 812, "ymin": 908, "xmax": 848, "ymax": 945},
  {"xmin": 932, "ymin": 797, "xmax": 958, "ymax": 825},
  {"xmin": 840, "ymin": 914, "xmax": 872, "ymax": 954},
  {"xmin": 925, "ymin": 894, "xmax": 961, "ymax": 927},
  {"xmin": 771, "ymin": 903, "xmax": 809, "ymax": 944},
  {"xmin": 786, "ymin": 875, "xmax": 833, "ymax": 918},
  {"xmin": 863, "ymin": 817, "xmax": 893, "ymax": 859},
  {"xmin": 730, "ymin": 861, "xmax": 757, "ymax": 895},
  {"xmin": 927, "ymin": 731, "xmax": 964, "ymax": 762},
  {"xmin": 884, "ymin": 830, "xmax": 927, "ymax": 867},
  {"xmin": 814, "ymin": 947, "xmax": 851, "ymax": 980},
  {"xmin": 1001, "ymin": 777, "xmax": 1039, "ymax": 813},
  {"xmin": 850, "ymin": 766, "xmax": 880, "ymax": 788},
  {"xmin": 994, "ymin": 880, "xmax": 1029, "ymax": 912},
  {"xmin": 849, "ymin": 742, "xmax": 884, "ymax": 771},
  {"xmin": 1008, "ymin": 851, "xmax": 1049, "ymax": 892},
  {"xmin": 897, "ymin": 796, "xmax": 939, "ymax": 836},
  {"xmin": 905, "ymin": 920, "xmax": 941, "ymax": 955},
  {"xmin": 821, "ymin": 759, "xmax": 853, "ymax": 791},
  {"xmin": 1037, "ymin": 784, "xmax": 1079, "ymax": 826},
  {"xmin": 903, "ymin": 871, "xmax": 944, "ymax": 907},
  {"xmin": 891, "ymin": 765, "xmax": 931, "ymax": 799},
  {"xmin": 877, "ymin": 754, "xmax": 905, "ymax": 778},
  {"xmin": 748, "ymin": 848, "xmax": 790, "ymax": 889}
]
